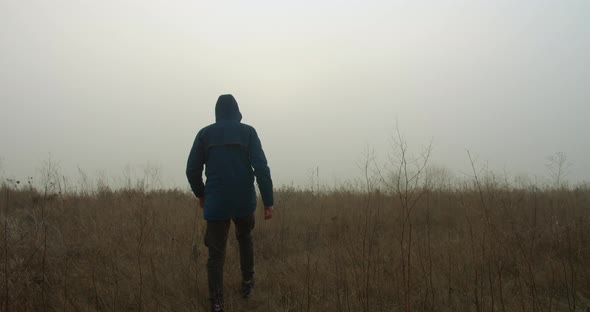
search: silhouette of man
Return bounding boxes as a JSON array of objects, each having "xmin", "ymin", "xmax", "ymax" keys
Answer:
[{"xmin": 186, "ymin": 94, "xmax": 274, "ymax": 312}]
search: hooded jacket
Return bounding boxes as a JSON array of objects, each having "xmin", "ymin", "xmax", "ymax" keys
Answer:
[{"xmin": 186, "ymin": 95, "xmax": 274, "ymax": 220}]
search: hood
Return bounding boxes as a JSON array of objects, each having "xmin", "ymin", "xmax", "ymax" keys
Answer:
[{"xmin": 215, "ymin": 94, "xmax": 242, "ymax": 122}]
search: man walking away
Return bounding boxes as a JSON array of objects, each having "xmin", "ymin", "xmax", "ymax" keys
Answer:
[{"xmin": 186, "ymin": 94, "xmax": 274, "ymax": 312}]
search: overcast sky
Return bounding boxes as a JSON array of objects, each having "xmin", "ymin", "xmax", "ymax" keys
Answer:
[{"xmin": 1, "ymin": 0, "xmax": 589, "ymax": 188}]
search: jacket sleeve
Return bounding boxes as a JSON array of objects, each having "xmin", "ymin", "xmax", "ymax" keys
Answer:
[
  {"xmin": 249, "ymin": 128, "xmax": 274, "ymax": 207},
  {"xmin": 186, "ymin": 131, "xmax": 206, "ymax": 198}
]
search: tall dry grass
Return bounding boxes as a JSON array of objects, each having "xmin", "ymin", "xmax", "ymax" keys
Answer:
[{"xmin": 0, "ymin": 176, "xmax": 589, "ymax": 311}]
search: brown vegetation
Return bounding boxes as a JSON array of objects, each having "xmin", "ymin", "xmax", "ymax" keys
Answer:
[{"xmin": 1, "ymin": 176, "xmax": 589, "ymax": 311}]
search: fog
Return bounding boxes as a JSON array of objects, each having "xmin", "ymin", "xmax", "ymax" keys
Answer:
[{"xmin": 1, "ymin": 0, "xmax": 589, "ymax": 188}]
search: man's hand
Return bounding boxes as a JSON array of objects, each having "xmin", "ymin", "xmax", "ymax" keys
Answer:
[
  {"xmin": 199, "ymin": 197, "xmax": 205, "ymax": 209},
  {"xmin": 264, "ymin": 206, "xmax": 273, "ymax": 220}
]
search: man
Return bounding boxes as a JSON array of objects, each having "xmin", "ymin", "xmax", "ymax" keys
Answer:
[{"xmin": 186, "ymin": 94, "xmax": 274, "ymax": 312}]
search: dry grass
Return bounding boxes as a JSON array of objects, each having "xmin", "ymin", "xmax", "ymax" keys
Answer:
[{"xmin": 1, "ymin": 180, "xmax": 589, "ymax": 312}]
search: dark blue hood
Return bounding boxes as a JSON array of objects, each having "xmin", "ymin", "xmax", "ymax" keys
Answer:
[{"xmin": 215, "ymin": 94, "xmax": 242, "ymax": 122}]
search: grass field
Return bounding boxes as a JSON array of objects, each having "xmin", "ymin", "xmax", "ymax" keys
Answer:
[{"xmin": 1, "ymin": 172, "xmax": 589, "ymax": 311}]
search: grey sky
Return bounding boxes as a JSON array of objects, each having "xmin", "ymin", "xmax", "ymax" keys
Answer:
[{"xmin": 1, "ymin": 0, "xmax": 589, "ymax": 188}]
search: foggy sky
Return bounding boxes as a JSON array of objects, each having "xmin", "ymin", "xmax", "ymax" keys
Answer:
[{"xmin": 1, "ymin": 0, "xmax": 589, "ymax": 189}]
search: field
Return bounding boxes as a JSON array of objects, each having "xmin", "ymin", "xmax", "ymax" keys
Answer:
[{"xmin": 1, "ymin": 170, "xmax": 589, "ymax": 312}]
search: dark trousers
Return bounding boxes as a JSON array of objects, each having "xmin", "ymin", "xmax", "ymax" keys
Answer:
[{"xmin": 205, "ymin": 213, "xmax": 255, "ymax": 303}]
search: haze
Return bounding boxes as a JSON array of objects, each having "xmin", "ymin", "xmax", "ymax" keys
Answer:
[{"xmin": 1, "ymin": 0, "xmax": 589, "ymax": 188}]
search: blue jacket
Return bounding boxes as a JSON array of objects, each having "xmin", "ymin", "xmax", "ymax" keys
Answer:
[{"xmin": 186, "ymin": 95, "xmax": 274, "ymax": 220}]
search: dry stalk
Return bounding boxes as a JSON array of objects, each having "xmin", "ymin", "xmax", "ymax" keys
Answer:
[{"xmin": 4, "ymin": 185, "xmax": 10, "ymax": 311}]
